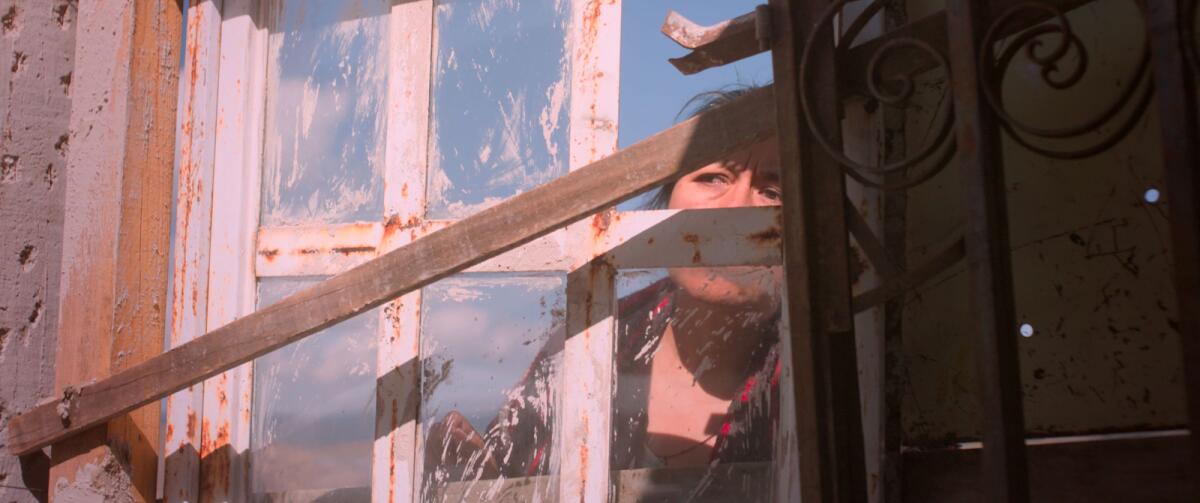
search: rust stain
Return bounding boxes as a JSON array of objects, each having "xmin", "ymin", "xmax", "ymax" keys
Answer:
[
  {"xmin": 199, "ymin": 418, "xmax": 212, "ymax": 455},
  {"xmin": 384, "ymin": 214, "xmax": 422, "ymax": 242},
  {"xmin": 748, "ymin": 227, "xmax": 782, "ymax": 245},
  {"xmin": 389, "ymin": 397, "xmax": 398, "ymax": 503},
  {"xmin": 296, "ymin": 247, "xmax": 320, "ymax": 255},
  {"xmin": 216, "ymin": 386, "xmax": 227, "ymax": 410},
  {"xmin": 683, "ymin": 233, "xmax": 702, "ymax": 264},
  {"xmin": 590, "ymin": 212, "xmax": 612, "ymax": 241},
  {"xmin": 578, "ymin": 414, "xmax": 590, "ymax": 496},
  {"xmin": 259, "ymin": 248, "xmax": 279, "ymax": 261},
  {"xmin": 401, "ymin": 182, "xmax": 409, "ymax": 198},
  {"xmin": 332, "ymin": 245, "xmax": 377, "ymax": 256},
  {"xmin": 186, "ymin": 411, "xmax": 197, "ymax": 440},
  {"xmin": 165, "ymin": 423, "xmax": 174, "ymax": 443}
]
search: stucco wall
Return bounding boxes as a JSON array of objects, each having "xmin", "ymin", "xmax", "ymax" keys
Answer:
[{"xmin": 0, "ymin": 1, "xmax": 76, "ymax": 501}]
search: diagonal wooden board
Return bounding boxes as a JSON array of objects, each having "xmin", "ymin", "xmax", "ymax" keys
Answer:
[{"xmin": 6, "ymin": 86, "xmax": 778, "ymax": 456}]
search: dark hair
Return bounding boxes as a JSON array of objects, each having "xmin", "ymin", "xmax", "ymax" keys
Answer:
[{"xmin": 643, "ymin": 84, "xmax": 766, "ymax": 210}]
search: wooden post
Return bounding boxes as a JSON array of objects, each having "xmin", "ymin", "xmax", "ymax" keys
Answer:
[
  {"xmin": 944, "ymin": 1, "xmax": 1030, "ymax": 501},
  {"xmin": 1144, "ymin": 0, "xmax": 1200, "ymax": 497},
  {"xmin": 768, "ymin": 1, "xmax": 869, "ymax": 502},
  {"xmin": 48, "ymin": 0, "xmax": 181, "ymax": 501}
]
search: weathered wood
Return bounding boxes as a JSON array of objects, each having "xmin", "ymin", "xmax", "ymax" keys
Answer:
[
  {"xmin": 944, "ymin": 0, "xmax": 1030, "ymax": 501},
  {"xmin": 662, "ymin": 10, "xmax": 760, "ymax": 75},
  {"xmin": 49, "ymin": 0, "xmax": 181, "ymax": 501},
  {"xmin": 768, "ymin": 0, "xmax": 868, "ymax": 501},
  {"xmin": 1144, "ymin": 0, "xmax": 1200, "ymax": 496},
  {"xmin": 6, "ymin": 84, "xmax": 776, "ymax": 457}
]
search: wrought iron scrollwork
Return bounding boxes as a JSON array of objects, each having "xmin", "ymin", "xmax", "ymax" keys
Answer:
[
  {"xmin": 978, "ymin": 2, "xmax": 1154, "ymax": 159},
  {"xmin": 800, "ymin": 0, "xmax": 957, "ymax": 191}
]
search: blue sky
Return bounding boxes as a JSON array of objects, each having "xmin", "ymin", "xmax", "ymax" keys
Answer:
[
  {"xmin": 618, "ymin": 1, "xmax": 773, "ymax": 208},
  {"xmin": 618, "ymin": 1, "xmax": 773, "ymax": 148}
]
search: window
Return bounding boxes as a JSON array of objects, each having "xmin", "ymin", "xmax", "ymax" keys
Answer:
[{"xmin": 165, "ymin": 0, "xmax": 794, "ymax": 501}]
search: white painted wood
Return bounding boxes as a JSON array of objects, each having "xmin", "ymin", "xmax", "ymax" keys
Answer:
[
  {"xmin": 374, "ymin": 1, "xmax": 434, "ymax": 500},
  {"xmin": 257, "ymin": 207, "xmax": 783, "ymax": 277},
  {"xmin": 556, "ymin": 261, "xmax": 617, "ymax": 502},
  {"xmin": 165, "ymin": 1, "xmax": 223, "ymax": 500},
  {"xmin": 557, "ymin": 1, "xmax": 623, "ymax": 500},
  {"xmin": 197, "ymin": 1, "xmax": 268, "ymax": 500},
  {"xmin": 598, "ymin": 207, "xmax": 781, "ymax": 269}
]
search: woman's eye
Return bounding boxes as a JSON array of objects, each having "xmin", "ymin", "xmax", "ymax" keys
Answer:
[
  {"xmin": 696, "ymin": 173, "xmax": 731, "ymax": 185},
  {"xmin": 760, "ymin": 187, "xmax": 782, "ymax": 201}
]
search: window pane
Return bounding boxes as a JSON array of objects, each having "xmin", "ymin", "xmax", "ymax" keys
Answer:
[
  {"xmin": 250, "ymin": 277, "xmax": 378, "ymax": 502},
  {"xmin": 427, "ymin": 0, "xmax": 571, "ymax": 219},
  {"xmin": 611, "ymin": 267, "xmax": 781, "ymax": 502},
  {"xmin": 419, "ymin": 274, "xmax": 565, "ymax": 502},
  {"xmin": 261, "ymin": 0, "xmax": 389, "ymax": 227}
]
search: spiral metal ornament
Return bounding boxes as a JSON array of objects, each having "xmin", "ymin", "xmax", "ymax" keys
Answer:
[
  {"xmin": 799, "ymin": 0, "xmax": 957, "ymax": 191},
  {"xmin": 978, "ymin": 2, "xmax": 1154, "ymax": 160}
]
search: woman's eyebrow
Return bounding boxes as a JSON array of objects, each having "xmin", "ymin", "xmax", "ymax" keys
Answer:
[{"xmin": 758, "ymin": 171, "xmax": 780, "ymax": 183}]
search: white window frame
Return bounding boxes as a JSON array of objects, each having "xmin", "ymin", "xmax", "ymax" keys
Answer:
[{"xmin": 164, "ymin": 1, "xmax": 806, "ymax": 501}]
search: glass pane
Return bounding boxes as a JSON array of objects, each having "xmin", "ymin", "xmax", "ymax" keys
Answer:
[
  {"xmin": 261, "ymin": 0, "xmax": 389, "ymax": 227},
  {"xmin": 250, "ymin": 277, "xmax": 378, "ymax": 502},
  {"xmin": 427, "ymin": 0, "xmax": 571, "ymax": 219},
  {"xmin": 419, "ymin": 274, "xmax": 565, "ymax": 502},
  {"xmin": 611, "ymin": 267, "xmax": 782, "ymax": 502}
]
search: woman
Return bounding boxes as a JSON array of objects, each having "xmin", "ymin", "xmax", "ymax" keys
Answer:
[{"xmin": 424, "ymin": 86, "xmax": 783, "ymax": 492}]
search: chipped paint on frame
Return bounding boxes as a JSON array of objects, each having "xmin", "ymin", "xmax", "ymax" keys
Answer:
[
  {"xmin": 196, "ymin": 0, "xmax": 269, "ymax": 500},
  {"xmin": 165, "ymin": 0, "xmax": 223, "ymax": 500}
]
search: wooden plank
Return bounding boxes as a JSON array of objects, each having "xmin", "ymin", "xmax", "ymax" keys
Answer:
[
  {"xmin": 944, "ymin": 1, "xmax": 1030, "ymax": 501},
  {"xmin": 48, "ymin": 0, "xmax": 181, "ymax": 501},
  {"xmin": 5, "ymin": 84, "xmax": 776, "ymax": 457},
  {"xmin": 768, "ymin": 0, "xmax": 868, "ymax": 502},
  {"xmin": 903, "ymin": 432, "xmax": 1191, "ymax": 502},
  {"xmin": 164, "ymin": 0, "xmax": 223, "ymax": 500},
  {"xmin": 661, "ymin": 9, "xmax": 760, "ymax": 75},
  {"xmin": 1144, "ymin": 0, "xmax": 1200, "ymax": 496}
]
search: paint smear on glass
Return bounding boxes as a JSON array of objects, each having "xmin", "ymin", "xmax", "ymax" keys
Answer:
[
  {"xmin": 428, "ymin": 0, "xmax": 572, "ymax": 219},
  {"xmin": 261, "ymin": 0, "xmax": 388, "ymax": 227},
  {"xmin": 419, "ymin": 274, "xmax": 565, "ymax": 502}
]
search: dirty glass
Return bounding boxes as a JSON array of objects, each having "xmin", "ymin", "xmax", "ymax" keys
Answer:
[
  {"xmin": 418, "ymin": 274, "xmax": 566, "ymax": 502},
  {"xmin": 610, "ymin": 267, "xmax": 782, "ymax": 502},
  {"xmin": 261, "ymin": 0, "xmax": 389, "ymax": 227},
  {"xmin": 250, "ymin": 277, "xmax": 378, "ymax": 502},
  {"xmin": 427, "ymin": 0, "xmax": 572, "ymax": 219}
]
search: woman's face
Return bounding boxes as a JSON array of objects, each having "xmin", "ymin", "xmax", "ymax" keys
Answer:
[{"xmin": 667, "ymin": 138, "xmax": 783, "ymax": 312}]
